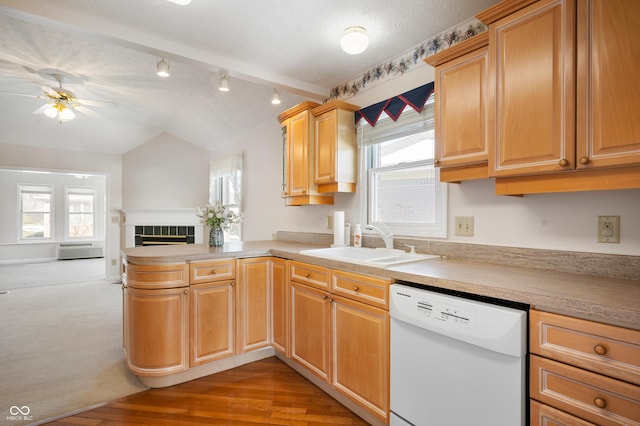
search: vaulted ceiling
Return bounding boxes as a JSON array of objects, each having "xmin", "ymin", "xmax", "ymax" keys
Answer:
[{"xmin": 0, "ymin": 0, "xmax": 498, "ymax": 155}]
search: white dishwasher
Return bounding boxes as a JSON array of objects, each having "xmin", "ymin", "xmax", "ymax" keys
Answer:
[{"xmin": 389, "ymin": 283, "xmax": 527, "ymax": 426}]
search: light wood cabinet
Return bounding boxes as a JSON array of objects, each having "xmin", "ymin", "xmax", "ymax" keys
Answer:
[
  {"xmin": 278, "ymin": 101, "xmax": 334, "ymax": 206},
  {"xmin": 190, "ymin": 259, "xmax": 236, "ymax": 365},
  {"xmin": 236, "ymin": 257, "xmax": 271, "ymax": 353},
  {"xmin": 126, "ymin": 285, "xmax": 190, "ymax": 376},
  {"xmin": 290, "ymin": 280, "xmax": 332, "ymax": 382},
  {"xmin": 270, "ymin": 257, "xmax": 289, "ymax": 355},
  {"xmin": 311, "ymin": 100, "xmax": 360, "ymax": 193},
  {"xmin": 425, "ymin": 32, "xmax": 489, "ymax": 183},
  {"xmin": 477, "ymin": 0, "xmax": 640, "ymax": 195},
  {"xmin": 332, "ymin": 294, "xmax": 389, "ymax": 422},
  {"xmin": 484, "ymin": 0, "xmax": 576, "ymax": 178},
  {"xmin": 530, "ymin": 309, "xmax": 640, "ymax": 425},
  {"xmin": 190, "ymin": 280, "xmax": 235, "ymax": 366},
  {"xmin": 576, "ymin": 0, "xmax": 640, "ymax": 170},
  {"xmin": 288, "ymin": 261, "xmax": 391, "ymax": 423}
]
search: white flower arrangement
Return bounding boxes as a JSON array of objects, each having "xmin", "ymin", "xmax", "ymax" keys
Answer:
[{"xmin": 195, "ymin": 201, "xmax": 243, "ymax": 229}]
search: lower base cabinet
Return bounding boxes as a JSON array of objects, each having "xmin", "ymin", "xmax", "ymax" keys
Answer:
[
  {"xmin": 271, "ymin": 257, "xmax": 289, "ymax": 355},
  {"xmin": 126, "ymin": 285, "xmax": 190, "ymax": 376},
  {"xmin": 289, "ymin": 261, "xmax": 390, "ymax": 424}
]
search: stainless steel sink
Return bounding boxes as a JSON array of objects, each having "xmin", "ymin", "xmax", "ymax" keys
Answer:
[{"xmin": 299, "ymin": 246, "xmax": 439, "ymax": 267}]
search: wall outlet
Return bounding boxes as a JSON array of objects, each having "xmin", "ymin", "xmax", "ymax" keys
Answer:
[
  {"xmin": 111, "ymin": 259, "xmax": 117, "ymax": 266},
  {"xmin": 327, "ymin": 215, "xmax": 333, "ymax": 230},
  {"xmin": 598, "ymin": 215, "xmax": 620, "ymax": 243},
  {"xmin": 454, "ymin": 216, "xmax": 474, "ymax": 237}
]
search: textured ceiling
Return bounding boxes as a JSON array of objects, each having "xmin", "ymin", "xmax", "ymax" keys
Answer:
[{"xmin": 0, "ymin": 0, "xmax": 498, "ymax": 155}]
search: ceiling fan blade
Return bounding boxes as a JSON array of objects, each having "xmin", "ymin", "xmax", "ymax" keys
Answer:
[
  {"xmin": 74, "ymin": 105, "xmax": 99, "ymax": 118},
  {"xmin": 77, "ymin": 98, "xmax": 117, "ymax": 108},
  {"xmin": 42, "ymin": 85, "xmax": 61, "ymax": 99},
  {"xmin": 0, "ymin": 90, "xmax": 44, "ymax": 99}
]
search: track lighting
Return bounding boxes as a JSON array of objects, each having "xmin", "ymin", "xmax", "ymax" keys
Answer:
[
  {"xmin": 341, "ymin": 26, "xmax": 369, "ymax": 55},
  {"xmin": 156, "ymin": 58, "xmax": 170, "ymax": 77},
  {"xmin": 271, "ymin": 89, "xmax": 281, "ymax": 105},
  {"xmin": 219, "ymin": 73, "xmax": 230, "ymax": 92}
]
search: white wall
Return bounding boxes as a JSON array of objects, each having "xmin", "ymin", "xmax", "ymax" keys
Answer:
[
  {"xmin": 122, "ymin": 132, "xmax": 211, "ymax": 209},
  {"xmin": 0, "ymin": 142, "xmax": 122, "ymax": 277}
]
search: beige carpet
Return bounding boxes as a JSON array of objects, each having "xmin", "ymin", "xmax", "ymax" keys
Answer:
[{"xmin": 0, "ymin": 275, "xmax": 148, "ymax": 425}]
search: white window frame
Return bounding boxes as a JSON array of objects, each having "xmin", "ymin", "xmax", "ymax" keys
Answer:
[
  {"xmin": 209, "ymin": 153, "xmax": 243, "ymax": 241},
  {"xmin": 18, "ymin": 184, "xmax": 54, "ymax": 242},
  {"xmin": 65, "ymin": 186, "xmax": 97, "ymax": 241},
  {"xmin": 358, "ymin": 101, "xmax": 447, "ymax": 238}
]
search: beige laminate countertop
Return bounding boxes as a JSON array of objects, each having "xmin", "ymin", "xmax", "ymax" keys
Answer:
[{"xmin": 121, "ymin": 241, "xmax": 640, "ymax": 331}]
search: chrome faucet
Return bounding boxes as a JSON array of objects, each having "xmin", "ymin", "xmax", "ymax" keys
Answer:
[{"xmin": 364, "ymin": 224, "xmax": 394, "ymax": 250}]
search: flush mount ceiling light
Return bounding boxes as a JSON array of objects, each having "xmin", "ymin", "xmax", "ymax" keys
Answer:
[
  {"xmin": 271, "ymin": 89, "xmax": 281, "ymax": 105},
  {"xmin": 166, "ymin": 0, "xmax": 191, "ymax": 5},
  {"xmin": 156, "ymin": 58, "xmax": 170, "ymax": 77},
  {"xmin": 341, "ymin": 26, "xmax": 369, "ymax": 55},
  {"xmin": 218, "ymin": 73, "xmax": 230, "ymax": 92}
]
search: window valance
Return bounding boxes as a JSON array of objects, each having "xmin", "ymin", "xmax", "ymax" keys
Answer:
[{"xmin": 355, "ymin": 82, "xmax": 434, "ymax": 127}]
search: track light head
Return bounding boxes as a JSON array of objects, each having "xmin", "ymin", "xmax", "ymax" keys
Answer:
[{"xmin": 157, "ymin": 58, "xmax": 170, "ymax": 77}]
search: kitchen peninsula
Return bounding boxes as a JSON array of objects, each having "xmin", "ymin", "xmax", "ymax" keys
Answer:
[{"xmin": 121, "ymin": 239, "xmax": 640, "ymax": 426}]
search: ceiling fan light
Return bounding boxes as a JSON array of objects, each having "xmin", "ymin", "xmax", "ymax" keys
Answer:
[
  {"xmin": 157, "ymin": 58, "xmax": 170, "ymax": 77},
  {"xmin": 43, "ymin": 105, "xmax": 58, "ymax": 119},
  {"xmin": 59, "ymin": 106, "xmax": 75, "ymax": 121},
  {"xmin": 341, "ymin": 26, "xmax": 369, "ymax": 55},
  {"xmin": 271, "ymin": 89, "xmax": 281, "ymax": 105},
  {"xmin": 219, "ymin": 74, "xmax": 230, "ymax": 92}
]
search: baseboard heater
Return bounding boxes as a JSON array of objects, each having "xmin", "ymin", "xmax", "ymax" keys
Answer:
[{"xmin": 57, "ymin": 243, "xmax": 104, "ymax": 260}]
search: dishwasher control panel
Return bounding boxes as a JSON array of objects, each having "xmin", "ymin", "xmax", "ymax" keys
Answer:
[{"xmin": 416, "ymin": 299, "xmax": 473, "ymax": 327}]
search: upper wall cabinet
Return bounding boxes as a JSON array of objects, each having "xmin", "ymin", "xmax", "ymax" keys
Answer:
[
  {"xmin": 477, "ymin": 0, "xmax": 640, "ymax": 195},
  {"xmin": 278, "ymin": 101, "xmax": 334, "ymax": 206},
  {"xmin": 311, "ymin": 100, "xmax": 360, "ymax": 193},
  {"xmin": 425, "ymin": 32, "xmax": 489, "ymax": 183}
]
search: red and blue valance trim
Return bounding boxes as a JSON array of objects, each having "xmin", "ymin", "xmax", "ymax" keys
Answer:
[{"xmin": 355, "ymin": 82, "xmax": 434, "ymax": 126}]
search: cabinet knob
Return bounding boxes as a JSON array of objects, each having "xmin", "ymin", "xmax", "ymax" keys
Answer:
[
  {"xmin": 559, "ymin": 159, "xmax": 569, "ymax": 166},
  {"xmin": 434, "ymin": 159, "xmax": 440, "ymax": 165},
  {"xmin": 184, "ymin": 289, "xmax": 188, "ymax": 294},
  {"xmin": 282, "ymin": 192, "xmax": 288, "ymax": 196},
  {"xmin": 305, "ymin": 273, "xmax": 311, "ymax": 278},
  {"xmin": 579, "ymin": 157, "xmax": 590, "ymax": 165},
  {"xmin": 323, "ymin": 295, "xmax": 328, "ymax": 300},
  {"xmin": 231, "ymin": 282, "xmax": 235, "ymax": 286},
  {"xmin": 594, "ymin": 397, "xmax": 607, "ymax": 409},
  {"xmin": 593, "ymin": 344, "xmax": 607, "ymax": 355},
  {"xmin": 353, "ymin": 286, "xmax": 360, "ymax": 292},
  {"xmin": 121, "ymin": 284, "xmax": 125, "ymax": 290},
  {"xmin": 302, "ymin": 189, "xmax": 307, "ymax": 194},
  {"xmin": 329, "ymin": 298, "xmax": 334, "ymax": 303},
  {"xmin": 211, "ymin": 269, "xmax": 216, "ymax": 275}
]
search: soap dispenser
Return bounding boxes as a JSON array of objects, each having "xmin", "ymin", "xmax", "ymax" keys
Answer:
[{"xmin": 353, "ymin": 224, "xmax": 362, "ymax": 247}]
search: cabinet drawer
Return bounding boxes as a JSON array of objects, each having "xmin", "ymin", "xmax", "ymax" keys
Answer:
[
  {"xmin": 124, "ymin": 261, "xmax": 189, "ymax": 289},
  {"xmin": 189, "ymin": 259, "xmax": 235, "ymax": 284},
  {"xmin": 290, "ymin": 261, "xmax": 330, "ymax": 290},
  {"xmin": 530, "ymin": 400, "xmax": 597, "ymax": 426},
  {"xmin": 331, "ymin": 270, "xmax": 390, "ymax": 310},
  {"xmin": 530, "ymin": 355, "xmax": 640, "ymax": 426},
  {"xmin": 531, "ymin": 310, "xmax": 640, "ymax": 385}
]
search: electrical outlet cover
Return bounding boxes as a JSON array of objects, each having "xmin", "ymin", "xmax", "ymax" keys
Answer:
[{"xmin": 598, "ymin": 215, "xmax": 620, "ymax": 243}]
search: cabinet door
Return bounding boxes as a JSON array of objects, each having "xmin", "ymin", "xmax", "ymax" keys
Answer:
[
  {"xmin": 332, "ymin": 295, "xmax": 389, "ymax": 422},
  {"xmin": 190, "ymin": 280, "xmax": 234, "ymax": 366},
  {"xmin": 489, "ymin": 0, "xmax": 576, "ymax": 177},
  {"xmin": 126, "ymin": 286, "xmax": 189, "ymax": 376},
  {"xmin": 314, "ymin": 109, "xmax": 337, "ymax": 186},
  {"xmin": 435, "ymin": 42, "xmax": 489, "ymax": 174},
  {"xmin": 290, "ymin": 281, "xmax": 331, "ymax": 382},
  {"xmin": 288, "ymin": 110, "xmax": 312, "ymax": 197},
  {"xmin": 236, "ymin": 257, "xmax": 271, "ymax": 353},
  {"xmin": 531, "ymin": 400, "xmax": 597, "ymax": 426},
  {"xmin": 271, "ymin": 257, "xmax": 289, "ymax": 355},
  {"xmin": 576, "ymin": 0, "xmax": 640, "ymax": 169}
]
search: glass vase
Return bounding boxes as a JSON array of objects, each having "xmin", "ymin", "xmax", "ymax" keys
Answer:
[{"xmin": 209, "ymin": 226, "xmax": 224, "ymax": 247}]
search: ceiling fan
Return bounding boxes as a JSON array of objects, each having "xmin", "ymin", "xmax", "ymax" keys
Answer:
[{"xmin": 0, "ymin": 73, "xmax": 114, "ymax": 123}]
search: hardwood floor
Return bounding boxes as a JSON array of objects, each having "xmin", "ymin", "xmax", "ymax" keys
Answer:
[{"xmin": 46, "ymin": 357, "xmax": 370, "ymax": 425}]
